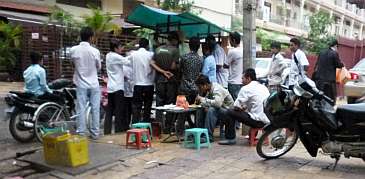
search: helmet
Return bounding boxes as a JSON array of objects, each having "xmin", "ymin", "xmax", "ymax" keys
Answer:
[{"xmin": 264, "ymin": 90, "xmax": 294, "ymax": 122}]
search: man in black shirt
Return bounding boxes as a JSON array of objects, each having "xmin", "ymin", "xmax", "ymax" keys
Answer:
[{"xmin": 314, "ymin": 40, "xmax": 344, "ymax": 102}]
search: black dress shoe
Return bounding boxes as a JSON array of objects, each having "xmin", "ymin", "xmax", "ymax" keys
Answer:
[{"xmin": 218, "ymin": 139, "xmax": 236, "ymax": 145}]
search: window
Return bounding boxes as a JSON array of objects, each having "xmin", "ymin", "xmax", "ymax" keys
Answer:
[
  {"xmin": 56, "ymin": 0, "xmax": 101, "ymax": 8},
  {"xmin": 286, "ymin": 0, "xmax": 291, "ymax": 4}
]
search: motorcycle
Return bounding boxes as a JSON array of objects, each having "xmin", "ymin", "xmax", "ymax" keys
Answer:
[
  {"xmin": 4, "ymin": 79, "xmax": 74, "ymax": 142},
  {"xmin": 256, "ymin": 75, "xmax": 365, "ymax": 169}
]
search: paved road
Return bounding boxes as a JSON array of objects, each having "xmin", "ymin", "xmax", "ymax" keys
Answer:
[{"xmin": 0, "ymin": 103, "xmax": 40, "ymax": 160}]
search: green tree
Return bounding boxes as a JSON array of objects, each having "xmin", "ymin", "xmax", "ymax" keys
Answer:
[
  {"xmin": 48, "ymin": 6, "xmax": 80, "ymax": 32},
  {"xmin": 307, "ymin": 11, "xmax": 335, "ymax": 54},
  {"xmin": 231, "ymin": 16, "xmax": 243, "ymax": 33},
  {"xmin": 0, "ymin": 21, "xmax": 22, "ymax": 72},
  {"xmin": 256, "ymin": 28, "xmax": 281, "ymax": 51},
  {"xmin": 158, "ymin": 0, "xmax": 194, "ymax": 12},
  {"xmin": 82, "ymin": 6, "xmax": 120, "ymax": 46}
]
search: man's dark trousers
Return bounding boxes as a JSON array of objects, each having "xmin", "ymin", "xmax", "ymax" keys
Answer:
[
  {"xmin": 225, "ymin": 109, "xmax": 265, "ymax": 140},
  {"xmin": 132, "ymin": 85, "xmax": 154, "ymax": 123},
  {"xmin": 105, "ymin": 90, "xmax": 124, "ymax": 134}
]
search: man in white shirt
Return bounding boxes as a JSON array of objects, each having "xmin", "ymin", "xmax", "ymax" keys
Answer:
[
  {"xmin": 104, "ymin": 39, "xmax": 131, "ymax": 134},
  {"xmin": 288, "ymin": 38, "xmax": 309, "ymax": 87},
  {"xmin": 70, "ymin": 27, "xmax": 101, "ymax": 139},
  {"xmin": 267, "ymin": 42, "xmax": 287, "ymax": 91},
  {"xmin": 130, "ymin": 38, "xmax": 155, "ymax": 123},
  {"xmin": 225, "ymin": 32, "xmax": 243, "ymax": 100},
  {"xmin": 219, "ymin": 69, "xmax": 270, "ymax": 145}
]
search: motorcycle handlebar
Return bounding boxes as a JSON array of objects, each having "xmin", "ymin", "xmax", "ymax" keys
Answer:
[{"xmin": 322, "ymin": 94, "xmax": 335, "ymax": 105}]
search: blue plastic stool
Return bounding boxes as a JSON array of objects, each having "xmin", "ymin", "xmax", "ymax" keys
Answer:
[
  {"xmin": 184, "ymin": 128, "xmax": 211, "ymax": 150},
  {"xmin": 132, "ymin": 122, "xmax": 152, "ymax": 140}
]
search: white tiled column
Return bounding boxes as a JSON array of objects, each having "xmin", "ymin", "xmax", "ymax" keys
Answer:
[
  {"xmin": 350, "ymin": 19, "xmax": 354, "ymax": 39},
  {"xmin": 339, "ymin": 15, "xmax": 345, "ymax": 36},
  {"xmin": 360, "ymin": 24, "xmax": 364, "ymax": 40}
]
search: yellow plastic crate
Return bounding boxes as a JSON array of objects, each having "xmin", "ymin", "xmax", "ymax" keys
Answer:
[
  {"xmin": 43, "ymin": 132, "xmax": 71, "ymax": 165},
  {"xmin": 59, "ymin": 135, "xmax": 89, "ymax": 167},
  {"xmin": 43, "ymin": 133, "xmax": 89, "ymax": 167}
]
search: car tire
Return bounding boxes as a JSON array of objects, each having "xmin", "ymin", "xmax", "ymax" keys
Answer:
[{"xmin": 347, "ymin": 97, "xmax": 358, "ymax": 104}]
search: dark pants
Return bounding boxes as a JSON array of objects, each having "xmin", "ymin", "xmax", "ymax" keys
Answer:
[
  {"xmin": 132, "ymin": 85, "xmax": 154, "ymax": 123},
  {"xmin": 228, "ymin": 83, "xmax": 243, "ymax": 100},
  {"xmin": 225, "ymin": 109, "xmax": 265, "ymax": 140},
  {"xmin": 316, "ymin": 80, "xmax": 337, "ymax": 103},
  {"xmin": 156, "ymin": 82, "xmax": 177, "ymax": 131},
  {"xmin": 123, "ymin": 97, "xmax": 133, "ymax": 129},
  {"xmin": 104, "ymin": 90, "xmax": 125, "ymax": 134}
]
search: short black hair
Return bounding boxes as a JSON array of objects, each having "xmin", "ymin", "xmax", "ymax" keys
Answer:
[
  {"xmin": 139, "ymin": 38, "xmax": 149, "ymax": 49},
  {"xmin": 244, "ymin": 68, "xmax": 257, "ymax": 81},
  {"xmin": 195, "ymin": 74, "xmax": 211, "ymax": 86},
  {"xmin": 205, "ymin": 34, "xmax": 216, "ymax": 46},
  {"xmin": 30, "ymin": 52, "xmax": 42, "ymax": 64},
  {"xmin": 270, "ymin": 41, "xmax": 281, "ymax": 50},
  {"xmin": 109, "ymin": 39, "xmax": 121, "ymax": 52},
  {"xmin": 189, "ymin": 36, "xmax": 200, "ymax": 52},
  {"xmin": 168, "ymin": 31, "xmax": 179, "ymax": 42},
  {"xmin": 329, "ymin": 39, "xmax": 338, "ymax": 47},
  {"xmin": 229, "ymin": 31, "xmax": 241, "ymax": 44},
  {"xmin": 80, "ymin": 26, "xmax": 94, "ymax": 42},
  {"xmin": 290, "ymin": 38, "xmax": 301, "ymax": 47},
  {"xmin": 202, "ymin": 42, "xmax": 214, "ymax": 55}
]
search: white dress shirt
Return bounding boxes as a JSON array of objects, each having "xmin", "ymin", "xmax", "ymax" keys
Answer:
[
  {"xmin": 234, "ymin": 81, "xmax": 270, "ymax": 124},
  {"xmin": 70, "ymin": 42, "xmax": 101, "ymax": 88},
  {"xmin": 130, "ymin": 48, "xmax": 155, "ymax": 86},
  {"xmin": 288, "ymin": 49, "xmax": 309, "ymax": 86},
  {"xmin": 227, "ymin": 47, "xmax": 243, "ymax": 84},
  {"xmin": 106, "ymin": 52, "xmax": 131, "ymax": 93}
]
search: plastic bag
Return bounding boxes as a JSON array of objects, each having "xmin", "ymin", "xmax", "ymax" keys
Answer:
[{"xmin": 336, "ymin": 67, "xmax": 351, "ymax": 84}]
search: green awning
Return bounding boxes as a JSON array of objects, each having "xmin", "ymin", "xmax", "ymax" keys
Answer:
[{"xmin": 126, "ymin": 4, "xmax": 229, "ymax": 38}]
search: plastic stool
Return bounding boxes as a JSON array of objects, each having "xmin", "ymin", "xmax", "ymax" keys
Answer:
[
  {"xmin": 248, "ymin": 127, "xmax": 268, "ymax": 146},
  {"xmin": 126, "ymin": 129, "xmax": 151, "ymax": 149},
  {"xmin": 183, "ymin": 128, "xmax": 210, "ymax": 150},
  {"xmin": 132, "ymin": 122, "xmax": 152, "ymax": 140}
]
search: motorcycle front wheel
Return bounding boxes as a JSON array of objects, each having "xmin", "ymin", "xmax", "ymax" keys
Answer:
[{"xmin": 256, "ymin": 127, "xmax": 298, "ymax": 159}]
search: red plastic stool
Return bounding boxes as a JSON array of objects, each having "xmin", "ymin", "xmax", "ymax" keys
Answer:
[
  {"xmin": 126, "ymin": 129, "xmax": 151, "ymax": 149},
  {"xmin": 248, "ymin": 128, "xmax": 268, "ymax": 146}
]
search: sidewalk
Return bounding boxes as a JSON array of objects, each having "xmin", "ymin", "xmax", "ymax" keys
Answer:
[
  {"xmin": 81, "ymin": 132, "xmax": 364, "ymax": 179},
  {"xmin": 0, "ymin": 82, "xmax": 23, "ymax": 97}
]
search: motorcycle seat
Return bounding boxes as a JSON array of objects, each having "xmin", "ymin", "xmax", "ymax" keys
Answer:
[
  {"xmin": 336, "ymin": 103, "xmax": 365, "ymax": 128},
  {"xmin": 9, "ymin": 91, "xmax": 34, "ymax": 99},
  {"xmin": 9, "ymin": 91, "xmax": 49, "ymax": 104}
]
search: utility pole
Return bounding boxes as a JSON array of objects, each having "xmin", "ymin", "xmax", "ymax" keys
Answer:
[{"xmin": 242, "ymin": 0, "xmax": 256, "ymax": 70}]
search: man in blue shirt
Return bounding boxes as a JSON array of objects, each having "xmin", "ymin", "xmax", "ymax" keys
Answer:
[
  {"xmin": 23, "ymin": 52, "xmax": 62, "ymax": 103},
  {"xmin": 202, "ymin": 42, "xmax": 217, "ymax": 83}
]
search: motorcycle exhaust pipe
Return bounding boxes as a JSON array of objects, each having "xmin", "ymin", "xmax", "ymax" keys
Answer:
[{"xmin": 22, "ymin": 121, "xmax": 34, "ymax": 128}]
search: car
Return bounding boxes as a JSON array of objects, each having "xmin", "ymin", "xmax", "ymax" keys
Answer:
[
  {"xmin": 344, "ymin": 58, "xmax": 365, "ymax": 103},
  {"xmin": 254, "ymin": 57, "xmax": 291, "ymax": 85}
]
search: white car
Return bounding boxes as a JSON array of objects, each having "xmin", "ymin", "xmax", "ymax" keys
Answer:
[{"xmin": 254, "ymin": 57, "xmax": 291, "ymax": 85}]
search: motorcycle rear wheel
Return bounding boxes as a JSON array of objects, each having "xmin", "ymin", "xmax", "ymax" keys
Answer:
[
  {"xmin": 256, "ymin": 127, "xmax": 298, "ymax": 159},
  {"xmin": 9, "ymin": 109, "xmax": 35, "ymax": 143},
  {"xmin": 33, "ymin": 103, "xmax": 70, "ymax": 143}
]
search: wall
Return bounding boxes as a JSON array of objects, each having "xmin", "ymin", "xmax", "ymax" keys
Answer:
[{"xmin": 192, "ymin": 0, "xmax": 233, "ymax": 30}]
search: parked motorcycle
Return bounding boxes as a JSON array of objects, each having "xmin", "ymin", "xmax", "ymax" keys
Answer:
[
  {"xmin": 4, "ymin": 79, "xmax": 74, "ymax": 142},
  {"xmin": 256, "ymin": 75, "xmax": 365, "ymax": 168}
]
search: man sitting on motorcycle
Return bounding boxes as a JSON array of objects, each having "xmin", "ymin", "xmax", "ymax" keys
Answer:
[
  {"xmin": 23, "ymin": 52, "xmax": 62, "ymax": 104},
  {"xmin": 219, "ymin": 68, "xmax": 270, "ymax": 145}
]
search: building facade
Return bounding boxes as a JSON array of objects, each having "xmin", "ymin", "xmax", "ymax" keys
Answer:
[{"xmin": 235, "ymin": 0, "xmax": 365, "ymax": 40}]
